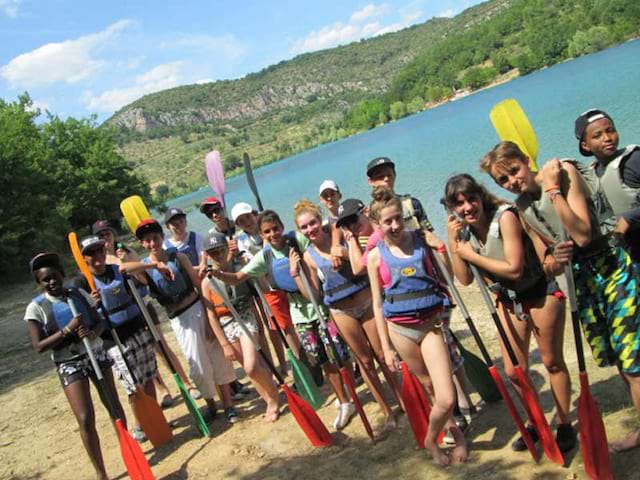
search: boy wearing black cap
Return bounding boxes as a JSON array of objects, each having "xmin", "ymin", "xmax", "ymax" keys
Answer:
[
  {"xmin": 575, "ymin": 109, "xmax": 640, "ymax": 261},
  {"xmin": 200, "ymin": 196, "xmax": 240, "ymax": 266},
  {"xmin": 164, "ymin": 207, "xmax": 205, "ymax": 267}
]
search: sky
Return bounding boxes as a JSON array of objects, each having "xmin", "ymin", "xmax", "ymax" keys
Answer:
[{"xmin": 0, "ymin": 0, "xmax": 482, "ymax": 121}]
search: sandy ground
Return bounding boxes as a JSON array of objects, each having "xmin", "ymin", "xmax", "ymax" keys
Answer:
[{"xmin": 1, "ymin": 279, "xmax": 639, "ymax": 480}]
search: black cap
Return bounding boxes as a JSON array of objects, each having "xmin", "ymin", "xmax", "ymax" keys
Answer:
[
  {"xmin": 335, "ymin": 199, "xmax": 365, "ymax": 227},
  {"xmin": 574, "ymin": 109, "xmax": 614, "ymax": 156},
  {"xmin": 91, "ymin": 220, "xmax": 115, "ymax": 236},
  {"xmin": 164, "ymin": 207, "xmax": 186, "ymax": 224},
  {"xmin": 366, "ymin": 156, "xmax": 395, "ymax": 177},
  {"xmin": 135, "ymin": 219, "xmax": 163, "ymax": 240},
  {"xmin": 203, "ymin": 231, "xmax": 227, "ymax": 251},
  {"xmin": 80, "ymin": 235, "xmax": 106, "ymax": 254},
  {"xmin": 29, "ymin": 252, "xmax": 62, "ymax": 273}
]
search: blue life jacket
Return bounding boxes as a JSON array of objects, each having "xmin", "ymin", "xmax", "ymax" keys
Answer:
[
  {"xmin": 164, "ymin": 231, "xmax": 199, "ymax": 266},
  {"xmin": 33, "ymin": 288, "xmax": 99, "ymax": 362},
  {"xmin": 263, "ymin": 233, "xmax": 299, "ymax": 293},
  {"xmin": 144, "ymin": 249, "xmax": 195, "ymax": 306},
  {"xmin": 306, "ymin": 245, "xmax": 368, "ymax": 306},
  {"xmin": 93, "ymin": 265, "xmax": 142, "ymax": 327},
  {"xmin": 378, "ymin": 233, "xmax": 444, "ymax": 318}
]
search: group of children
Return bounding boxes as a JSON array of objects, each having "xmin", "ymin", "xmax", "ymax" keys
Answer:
[{"xmin": 25, "ymin": 107, "xmax": 640, "ymax": 477}]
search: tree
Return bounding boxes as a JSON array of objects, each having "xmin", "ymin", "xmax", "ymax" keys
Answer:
[
  {"xmin": 462, "ymin": 67, "xmax": 497, "ymax": 89},
  {"xmin": 407, "ymin": 96, "xmax": 425, "ymax": 114},
  {"xmin": 389, "ymin": 101, "xmax": 407, "ymax": 120},
  {"xmin": 568, "ymin": 27, "xmax": 612, "ymax": 57}
]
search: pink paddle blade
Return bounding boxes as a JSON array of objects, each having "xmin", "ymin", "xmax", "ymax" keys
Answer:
[{"xmin": 205, "ymin": 150, "xmax": 225, "ymax": 206}]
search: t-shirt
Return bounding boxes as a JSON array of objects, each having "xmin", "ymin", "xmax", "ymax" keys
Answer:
[
  {"xmin": 164, "ymin": 231, "xmax": 204, "ymax": 264},
  {"xmin": 359, "ymin": 228, "xmax": 384, "ymax": 267},
  {"xmin": 24, "ymin": 289, "xmax": 104, "ymax": 358}
]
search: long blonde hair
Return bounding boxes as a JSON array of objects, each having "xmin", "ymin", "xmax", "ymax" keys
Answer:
[{"xmin": 293, "ymin": 199, "xmax": 323, "ymax": 228}]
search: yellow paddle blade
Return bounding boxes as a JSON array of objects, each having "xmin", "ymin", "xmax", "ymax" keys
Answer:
[
  {"xmin": 120, "ymin": 195, "xmax": 152, "ymax": 233},
  {"xmin": 490, "ymin": 98, "xmax": 539, "ymax": 171}
]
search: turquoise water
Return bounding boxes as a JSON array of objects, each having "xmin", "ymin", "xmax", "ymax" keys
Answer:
[{"xmin": 169, "ymin": 39, "xmax": 640, "ymax": 238}]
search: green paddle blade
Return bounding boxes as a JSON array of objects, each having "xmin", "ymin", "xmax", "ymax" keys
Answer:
[
  {"xmin": 174, "ymin": 373, "xmax": 211, "ymax": 437},
  {"xmin": 289, "ymin": 349, "xmax": 325, "ymax": 410},
  {"xmin": 454, "ymin": 335, "xmax": 502, "ymax": 403},
  {"xmin": 490, "ymin": 98, "xmax": 539, "ymax": 171}
]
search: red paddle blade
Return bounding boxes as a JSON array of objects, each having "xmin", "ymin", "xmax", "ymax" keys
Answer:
[
  {"xmin": 515, "ymin": 368, "xmax": 564, "ymax": 465},
  {"xmin": 400, "ymin": 362, "xmax": 428, "ymax": 448},
  {"xmin": 340, "ymin": 368, "xmax": 375, "ymax": 441},
  {"xmin": 410, "ymin": 373, "xmax": 446, "ymax": 444},
  {"xmin": 115, "ymin": 419, "xmax": 155, "ymax": 480},
  {"xmin": 578, "ymin": 373, "xmax": 613, "ymax": 480},
  {"xmin": 488, "ymin": 366, "xmax": 540, "ymax": 462},
  {"xmin": 282, "ymin": 384, "xmax": 332, "ymax": 447}
]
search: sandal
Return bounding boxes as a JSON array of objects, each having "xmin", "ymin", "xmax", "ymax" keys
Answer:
[
  {"xmin": 188, "ymin": 387, "xmax": 202, "ymax": 400},
  {"xmin": 160, "ymin": 394, "xmax": 173, "ymax": 408}
]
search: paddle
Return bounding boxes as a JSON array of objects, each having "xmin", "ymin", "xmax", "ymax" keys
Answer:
[
  {"xmin": 400, "ymin": 361, "xmax": 429, "ymax": 448},
  {"xmin": 243, "ymin": 152, "xmax": 264, "ymax": 211},
  {"xmin": 252, "ymin": 284, "xmax": 325, "ymax": 410},
  {"xmin": 290, "ymin": 242, "xmax": 375, "ymax": 442},
  {"xmin": 464, "ymin": 230, "xmax": 564, "ymax": 465},
  {"xmin": 428, "ymin": 235, "xmax": 540, "ymax": 461},
  {"xmin": 205, "ymin": 150, "xmax": 228, "ymax": 217},
  {"xmin": 491, "ymin": 99, "xmax": 611, "ymax": 474},
  {"xmin": 120, "ymin": 195, "xmax": 152, "ymax": 233},
  {"xmin": 67, "ymin": 232, "xmax": 173, "ymax": 448},
  {"xmin": 490, "ymin": 99, "xmax": 539, "ymax": 171},
  {"xmin": 67, "ymin": 298, "xmax": 155, "ymax": 480},
  {"xmin": 206, "ymin": 277, "xmax": 332, "ymax": 446}
]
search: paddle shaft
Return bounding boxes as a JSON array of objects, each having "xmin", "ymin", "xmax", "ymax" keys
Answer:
[{"xmin": 243, "ymin": 152, "xmax": 264, "ymax": 211}]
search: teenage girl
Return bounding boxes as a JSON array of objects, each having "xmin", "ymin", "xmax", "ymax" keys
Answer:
[
  {"xmin": 293, "ymin": 199, "xmax": 399, "ymax": 430},
  {"xmin": 366, "ymin": 187, "xmax": 468, "ymax": 466},
  {"xmin": 443, "ymin": 173, "xmax": 576, "ymax": 452},
  {"xmin": 25, "ymin": 253, "xmax": 126, "ymax": 480}
]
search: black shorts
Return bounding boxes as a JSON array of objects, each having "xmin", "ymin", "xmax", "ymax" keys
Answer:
[{"xmin": 56, "ymin": 349, "xmax": 113, "ymax": 388}]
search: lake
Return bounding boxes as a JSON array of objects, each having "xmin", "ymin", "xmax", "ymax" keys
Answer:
[{"xmin": 169, "ymin": 39, "xmax": 640, "ymax": 239}]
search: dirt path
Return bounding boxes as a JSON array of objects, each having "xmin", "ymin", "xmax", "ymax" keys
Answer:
[{"xmin": 1, "ymin": 280, "xmax": 638, "ymax": 480}]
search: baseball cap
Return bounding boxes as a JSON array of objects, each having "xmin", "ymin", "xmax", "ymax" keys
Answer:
[
  {"xmin": 91, "ymin": 220, "xmax": 115, "ymax": 236},
  {"xmin": 29, "ymin": 252, "xmax": 62, "ymax": 273},
  {"xmin": 335, "ymin": 199, "xmax": 365, "ymax": 227},
  {"xmin": 135, "ymin": 218, "xmax": 163, "ymax": 239},
  {"xmin": 199, "ymin": 196, "xmax": 223, "ymax": 215},
  {"xmin": 366, "ymin": 156, "xmax": 395, "ymax": 177},
  {"xmin": 80, "ymin": 236, "xmax": 106, "ymax": 254},
  {"xmin": 318, "ymin": 180, "xmax": 340, "ymax": 195},
  {"xmin": 231, "ymin": 202, "xmax": 255, "ymax": 223},
  {"xmin": 574, "ymin": 109, "xmax": 614, "ymax": 156},
  {"xmin": 164, "ymin": 207, "xmax": 186, "ymax": 224},
  {"xmin": 203, "ymin": 231, "xmax": 228, "ymax": 251}
]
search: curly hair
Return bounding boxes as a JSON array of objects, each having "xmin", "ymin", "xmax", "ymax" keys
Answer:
[
  {"xmin": 369, "ymin": 186, "xmax": 402, "ymax": 223},
  {"xmin": 293, "ymin": 199, "xmax": 323, "ymax": 227}
]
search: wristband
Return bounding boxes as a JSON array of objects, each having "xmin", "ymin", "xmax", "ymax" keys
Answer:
[
  {"xmin": 547, "ymin": 189, "xmax": 562, "ymax": 201},
  {"xmin": 544, "ymin": 184, "xmax": 560, "ymax": 193},
  {"xmin": 436, "ymin": 245, "xmax": 447, "ymax": 254}
]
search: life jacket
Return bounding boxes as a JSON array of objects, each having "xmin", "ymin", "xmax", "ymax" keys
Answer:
[
  {"xmin": 33, "ymin": 288, "xmax": 99, "ymax": 362},
  {"xmin": 399, "ymin": 194, "xmax": 420, "ymax": 230},
  {"xmin": 306, "ymin": 244, "xmax": 369, "ymax": 306},
  {"xmin": 515, "ymin": 159, "xmax": 604, "ymax": 256},
  {"xmin": 475, "ymin": 205, "xmax": 546, "ymax": 299},
  {"xmin": 263, "ymin": 232, "xmax": 299, "ymax": 293},
  {"xmin": 93, "ymin": 265, "xmax": 142, "ymax": 327},
  {"xmin": 236, "ymin": 231, "xmax": 263, "ymax": 256},
  {"xmin": 164, "ymin": 231, "xmax": 199, "ymax": 266},
  {"xmin": 378, "ymin": 232, "xmax": 444, "ymax": 318},
  {"xmin": 208, "ymin": 276, "xmax": 252, "ymax": 318},
  {"xmin": 581, "ymin": 145, "xmax": 640, "ymax": 233},
  {"xmin": 144, "ymin": 249, "xmax": 195, "ymax": 306}
]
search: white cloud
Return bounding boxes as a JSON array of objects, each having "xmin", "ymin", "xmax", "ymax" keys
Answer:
[
  {"xmin": 0, "ymin": 19, "xmax": 133, "ymax": 88},
  {"xmin": 195, "ymin": 78, "xmax": 213, "ymax": 85},
  {"xmin": 291, "ymin": 5, "xmax": 423, "ymax": 54},
  {"xmin": 26, "ymin": 99, "xmax": 50, "ymax": 113},
  {"xmin": 161, "ymin": 33, "xmax": 247, "ymax": 61},
  {"xmin": 438, "ymin": 8, "xmax": 457, "ymax": 18},
  {"xmin": 83, "ymin": 61, "xmax": 182, "ymax": 113},
  {"xmin": 0, "ymin": 0, "xmax": 20, "ymax": 17},
  {"xmin": 350, "ymin": 3, "xmax": 390, "ymax": 23}
]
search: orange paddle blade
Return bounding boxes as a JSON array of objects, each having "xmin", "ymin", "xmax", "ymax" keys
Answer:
[
  {"xmin": 130, "ymin": 388, "xmax": 173, "ymax": 448},
  {"xmin": 401, "ymin": 362, "xmax": 428, "ymax": 448},
  {"xmin": 515, "ymin": 368, "xmax": 564, "ymax": 465},
  {"xmin": 115, "ymin": 419, "xmax": 155, "ymax": 480},
  {"xmin": 282, "ymin": 384, "xmax": 332, "ymax": 447},
  {"xmin": 340, "ymin": 367, "xmax": 374, "ymax": 442},
  {"xmin": 68, "ymin": 232, "xmax": 95, "ymax": 292},
  {"xmin": 578, "ymin": 373, "xmax": 613, "ymax": 480},
  {"xmin": 488, "ymin": 366, "xmax": 540, "ymax": 462}
]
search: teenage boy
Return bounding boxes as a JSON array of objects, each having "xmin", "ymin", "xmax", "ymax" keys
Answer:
[
  {"xmin": 318, "ymin": 180, "xmax": 342, "ymax": 224},
  {"xmin": 575, "ymin": 109, "xmax": 640, "ymax": 261},
  {"xmin": 163, "ymin": 207, "xmax": 204, "ymax": 267}
]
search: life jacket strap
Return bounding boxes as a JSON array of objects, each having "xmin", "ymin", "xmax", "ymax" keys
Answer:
[{"xmin": 385, "ymin": 289, "xmax": 436, "ymax": 304}]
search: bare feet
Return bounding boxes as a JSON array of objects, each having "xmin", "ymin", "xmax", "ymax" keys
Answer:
[
  {"xmin": 450, "ymin": 444, "xmax": 469, "ymax": 464},
  {"xmin": 425, "ymin": 440, "xmax": 450, "ymax": 467},
  {"xmin": 610, "ymin": 430, "xmax": 640, "ymax": 453},
  {"xmin": 264, "ymin": 399, "xmax": 280, "ymax": 423},
  {"xmin": 382, "ymin": 411, "xmax": 397, "ymax": 432}
]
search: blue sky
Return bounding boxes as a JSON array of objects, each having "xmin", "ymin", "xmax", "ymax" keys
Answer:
[{"xmin": 0, "ymin": 0, "xmax": 481, "ymax": 121}]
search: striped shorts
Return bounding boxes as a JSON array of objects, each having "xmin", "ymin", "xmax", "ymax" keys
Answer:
[
  {"xmin": 108, "ymin": 328, "xmax": 158, "ymax": 394},
  {"xmin": 574, "ymin": 247, "xmax": 640, "ymax": 375}
]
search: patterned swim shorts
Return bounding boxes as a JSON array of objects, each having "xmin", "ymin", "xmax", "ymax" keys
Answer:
[
  {"xmin": 108, "ymin": 328, "xmax": 158, "ymax": 394},
  {"xmin": 220, "ymin": 310, "xmax": 259, "ymax": 343},
  {"xmin": 296, "ymin": 320, "xmax": 350, "ymax": 366},
  {"xmin": 56, "ymin": 348, "xmax": 113, "ymax": 388}
]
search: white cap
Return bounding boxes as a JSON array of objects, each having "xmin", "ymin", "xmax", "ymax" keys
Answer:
[
  {"xmin": 318, "ymin": 180, "xmax": 339, "ymax": 195},
  {"xmin": 231, "ymin": 202, "xmax": 255, "ymax": 223}
]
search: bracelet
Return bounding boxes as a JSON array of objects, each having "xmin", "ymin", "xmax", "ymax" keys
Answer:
[
  {"xmin": 436, "ymin": 245, "xmax": 447, "ymax": 253},
  {"xmin": 544, "ymin": 184, "xmax": 560, "ymax": 193},
  {"xmin": 62, "ymin": 326, "xmax": 72, "ymax": 337},
  {"xmin": 290, "ymin": 272, "xmax": 299, "ymax": 278},
  {"xmin": 547, "ymin": 189, "xmax": 562, "ymax": 201}
]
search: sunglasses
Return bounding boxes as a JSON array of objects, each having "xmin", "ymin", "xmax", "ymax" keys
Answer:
[
  {"xmin": 207, "ymin": 206, "xmax": 223, "ymax": 216},
  {"xmin": 97, "ymin": 230, "xmax": 113, "ymax": 239},
  {"xmin": 320, "ymin": 191, "xmax": 338, "ymax": 200},
  {"xmin": 85, "ymin": 246, "xmax": 106, "ymax": 257},
  {"xmin": 340, "ymin": 214, "xmax": 360, "ymax": 229}
]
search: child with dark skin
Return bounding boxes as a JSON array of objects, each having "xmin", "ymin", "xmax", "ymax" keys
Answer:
[{"xmin": 25, "ymin": 253, "xmax": 126, "ymax": 480}]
